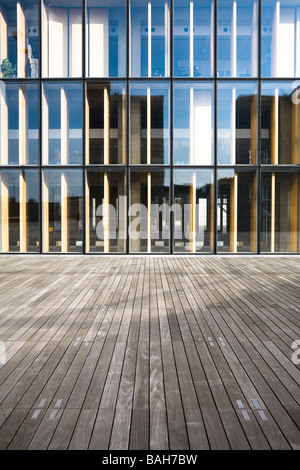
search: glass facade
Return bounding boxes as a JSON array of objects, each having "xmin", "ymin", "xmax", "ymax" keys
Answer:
[{"xmin": 0, "ymin": 0, "xmax": 299, "ymax": 255}]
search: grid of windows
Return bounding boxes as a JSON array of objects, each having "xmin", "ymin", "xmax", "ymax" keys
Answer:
[{"xmin": 0, "ymin": 0, "xmax": 299, "ymax": 254}]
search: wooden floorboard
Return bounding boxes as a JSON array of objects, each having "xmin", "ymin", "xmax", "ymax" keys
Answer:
[{"xmin": 0, "ymin": 255, "xmax": 299, "ymax": 450}]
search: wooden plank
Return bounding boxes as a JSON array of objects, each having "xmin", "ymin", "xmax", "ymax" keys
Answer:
[
  {"xmin": 48, "ymin": 409, "xmax": 81, "ymax": 450},
  {"xmin": 68, "ymin": 409, "xmax": 97, "ymax": 450}
]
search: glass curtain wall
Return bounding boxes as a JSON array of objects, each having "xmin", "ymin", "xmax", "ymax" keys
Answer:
[
  {"xmin": 0, "ymin": 1, "xmax": 300, "ymax": 255},
  {"xmin": 0, "ymin": 0, "xmax": 39, "ymax": 79}
]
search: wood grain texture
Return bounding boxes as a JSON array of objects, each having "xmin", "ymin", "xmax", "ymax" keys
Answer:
[{"xmin": 0, "ymin": 256, "xmax": 299, "ymax": 450}]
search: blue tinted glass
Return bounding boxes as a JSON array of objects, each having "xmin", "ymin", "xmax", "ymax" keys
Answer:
[
  {"xmin": 174, "ymin": 0, "xmax": 214, "ymax": 78},
  {"xmin": 87, "ymin": 0, "xmax": 126, "ymax": 78}
]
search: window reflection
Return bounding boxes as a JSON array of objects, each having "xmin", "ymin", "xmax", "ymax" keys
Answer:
[
  {"xmin": 173, "ymin": 169, "xmax": 214, "ymax": 253},
  {"xmin": 173, "ymin": 82, "xmax": 213, "ymax": 165},
  {"xmin": 0, "ymin": 82, "xmax": 39, "ymax": 166},
  {"xmin": 173, "ymin": 0, "xmax": 214, "ymax": 78},
  {"xmin": 262, "ymin": 0, "xmax": 300, "ymax": 78},
  {"xmin": 217, "ymin": 170, "xmax": 257, "ymax": 253},
  {"xmin": 130, "ymin": 82, "xmax": 170, "ymax": 165},
  {"xmin": 42, "ymin": 82, "xmax": 82, "ymax": 165},
  {"xmin": 0, "ymin": 170, "xmax": 39, "ymax": 252},
  {"xmin": 129, "ymin": 171, "xmax": 170, "ymax": 252},
  {"xmin": 217, "ymin": 0, "xmax": 258, "ymax": 78},
  {"xmin": 86, "ymin": 82, "xmax": 126, "ymax": 165},
  {"xmin": 42, "ymin": 0, "xmax": 82, "ymax": 78},
  {"xmin": 130, "ymin": 0, "xmax": 170, "ymax": 77},
  {"xmin": 217, "ymin": 81, "xmax": 257, "ymax": 165},
  {"xmin": 0, "ymin": 0, "xmax": 39, "ymax": 79},
  {"xmin": 261, "ymin": 172, "xmax": 299, "ymax": 253},
  {"xmin": 86, "ymin": 170, "xmax": 126, "ymax": 253},
  {"xmin": 42, "ymin": 170, "xmax": 82, "ymax": 253},
  {"xmin": 261, "ymin": 82, "xmax": 300, "ymax": 165},
  {"xmin": 86, "ymin": 0, "xmax": 126, "ymax": 78}
]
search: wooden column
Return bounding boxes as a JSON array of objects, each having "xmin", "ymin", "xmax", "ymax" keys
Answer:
[
  {"xmin": 148, "ymin": 1, "xmax": 152, "ymax": 77},
  {"xmin": 290, "ymin": 173, "xmax": 298, "ymax": 252},
  {"xmin": 251, "ymin": 1, "xmax": 258, "ymax": 77},
  {"xmin": 85, "ymin": 173, "xmax": 90, "ymax": 253},
  {"xmin": 19, "ymin": 87, "xmax": 27, "ymax": 165},
  {"xmin": 210, "ymin": 1, "xmax": 214, "ymax": 77},
  {"xmin": 104, "ymin": 87, "xmax": 110, "ymax": 252},
  {"xmin": 0, "ymin": 9, "xmax": 8, "ymax": 67},
  {"xmin": 189, "ymin": 172, "xmax": 196, "ymax": 253},
  {"xmin": 250, "ymin": 173, "xmax": 257, "ymax": 252},
  {"xmin": 165, "ymin": 0, "xmax": 170, "ymax": 77},
  {"xmin": 271, "ymin": 88, "xmax": 279, "ymax": 165},
  {"xmin": 270, "ymin": 173, "xmax": 276, "ymax": 253},
  {"xmin": 231, "ymin": 1, "xmax": 237, "ymax": 77},
  {"xmin": 61, "ymin": 171, "xmax": 69, "ymax": 252},
  {"xmin": 17, "ymin": 2, "xmax": 26, "ymax": 78},
  {"xmin": 48, "ymin": 8, "xmax": 68, "ymax": 77},
  {"xmin": 61, "ymin": 87, "xmax": 69, "ymax": 165},
  {"xmin": 122, "ymin": 90, "xmax": 126, "ymax": 164},
  {"xmin": 19, "ymin": 171, "xmax": 27, "ymax": 252},
  {"xmin": 189, "ymin": 86, "xmax": 194, "ymax": 164},
  {"xmin": 69, "ymin": 9, "xmax": 82, "ymax": 77},
  {"xmin": 147, "ymin": 172, "xmax": 151, "ymax": 253},
  {"xmin": 42, "ymin": 2, "xmax": 49, "ymax": 77},
  {"xmin": 292, "ymin": 99, "xmax": 300, "ymax": 165},
  {"xmin": 86, "ymin": 90, "xmax": 90, "ymax": 164},
  {"xmin": 190, "ymin": 1, "xmax": 194, "ymax": 77},
  {"xmin": 251, "ymin": 94, "xmax": 257, "ymax": 164},
  {"xmin": 42, "ymin": 87, "xmax": 49, "ymax": 164},
  {"xmin": 230, "ymin": 172, "xmax": 238, "ymax": 253},
  {"xmin": 210, "ymin": 180, "xmax": 214, "ymax": 252},
  {"xmin": 231, "ymin": 87, "xmax": 236, "ymax": 164},
  {"xmin": 147, "ymin": 87, "xmax": 151, "ymax": 253},
  {"xmin": 0, "ymin": 173, "xmax": 9, "ymax": 252},
  {"xmin": 0, "ymin": 84, "xmax": 8, "ymax": 165},
  {"xmin": 88, "ymin": 8, "xmax": 108, "ymax": 77},
  {"xmin": 296, "ymin": 8, "xmax": 300, "ymax": 77},
  {"xmin": 42, "ymin": 172, "xmax": 49, "ymax": 252}
]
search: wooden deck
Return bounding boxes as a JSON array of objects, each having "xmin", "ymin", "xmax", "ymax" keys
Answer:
[{"xmin": 0, "ymin": 255, "xmax": 299, "ymax": 450}]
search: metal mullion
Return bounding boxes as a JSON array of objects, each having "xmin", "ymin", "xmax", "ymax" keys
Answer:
[
  {"xmin": 82, "ymin": 0, "xmax": 86, "ymax": 254},
  {"xmin": 126, "ymin": 0, "xmax": 130, "ymax": 255},
  {"xmin": 257, "ymin": 0, "xmax": 262, "ymax": 255},
  {"xmin": 214, "ymin": 0, "xmax": 217, "ymax": 255},
  {"xmin": 169, "ymin": 0, "xmax": 174, "ymax": 255}
]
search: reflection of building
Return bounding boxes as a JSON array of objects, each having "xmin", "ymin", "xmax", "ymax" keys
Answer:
[{"xmin": 0, "ymin": 0, "xmax": 299, "ymax": 255}]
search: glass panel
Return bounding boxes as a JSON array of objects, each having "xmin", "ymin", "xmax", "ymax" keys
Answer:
[
  {"xmin": 129, "ymin": 170, "xmax": 170, "ymax": 252},
  {"xmin": 87, "ymin": 82, "xmax": 126, "ymax": 164},
  {"xmin": 86, "ymin": 170, "xmax": 126, "ymax": 252},
  {"xmin": 0, "ymin": 0, "xmax": 39, "ymax": 79},
  {"xmin": 0, "ymin": 82, "xmax": 39, "ymax": 165},
  {"xmin": 42, "ymin": 170, "xmax": 82, "ymax": 253},
  {"xmin": 0, "ymin": 169, "xmax": 39, "ymax": 252},
  {"xmin": 262, "ymin": 0, "xmax": 300, "ymax": 78},
  {"xmin": 173, "ymin": 82, "xmax": 213, "ymax": 165},
  {"xmin": 173, "ymin": 169, "xmax": 214, "ymax": 253},
  {"xmin": 217, "ymin": 0, "xmax": 258, "ymax": 78},
  {"xmin": 174, "ymin": 0, "xmax": 214, "ymax": 78},
  {"xmin": 130, "ymin": 82, "xmax": 170, "ymax": 164},
  {"xmin": 42, "ymin": 82, "xmax": 82, "ymax": 165},
  {"xmin": 217, "ymin": 170, "xmax": 257, "ymax": 253},
  {"xmin": 86, "ymin": 0, "xmax": 126, "ymax": 78},
  {"xmin": 42, "ymin": 0, "xmax": 82, "ymax": 78},
  {"xmin": 217, "ymin": 81, "xmax": 258, "ymax": 165},
  {"xmin": 261, "ymin": 82, "xmax": 300, "ymax": 165},
  {"xmin": 130, "ymin": 0, "xmax": 170, "ymax": 77},
  {"xmin": 261, "ymin": 172, "xmax": 300, "ymax": 253}
]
